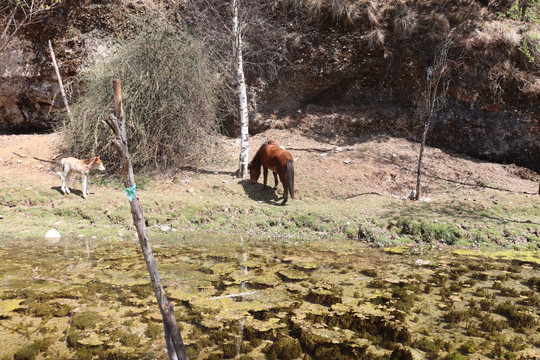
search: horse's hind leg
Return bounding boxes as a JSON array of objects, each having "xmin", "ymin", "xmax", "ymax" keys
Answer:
[
  {"xmin": 279, "ymin": 172, "xmax": 288, "ymax": 205},
  {"xmin": 281, "ymin": 186, "xmax": 288, "ymax": 205},
  {"xmin": 273, "ymin": 172, "xmax": 278, "ymax": 189}
]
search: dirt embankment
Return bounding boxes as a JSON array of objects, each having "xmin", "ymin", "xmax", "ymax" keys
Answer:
[{"xmin": 0, "ymin": 129, "xmax": 537, "ymax": 201}]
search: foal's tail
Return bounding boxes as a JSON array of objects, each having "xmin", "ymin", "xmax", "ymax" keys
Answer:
[{"xmin": 286, "ymin": 160, "xmax": 295, "ymax": 199}]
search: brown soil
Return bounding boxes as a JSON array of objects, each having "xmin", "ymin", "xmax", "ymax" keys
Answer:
[{"xmin": 0, "ymin": 128, "xmax": 538, "ymax": 200}]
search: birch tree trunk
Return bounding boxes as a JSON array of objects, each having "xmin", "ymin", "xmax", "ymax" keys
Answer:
[
  {"xmin": 233, "ymin": 0, "xmax": 249, "ymax": 178},
  {"xmin": 103, "ymin": 80, "xmax": 188, "ymax": 360}
]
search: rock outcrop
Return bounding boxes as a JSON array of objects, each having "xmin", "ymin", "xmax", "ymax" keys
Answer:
[{"xmin": 0, "ymin": 0, "xmax": 538, "ymax": 172}]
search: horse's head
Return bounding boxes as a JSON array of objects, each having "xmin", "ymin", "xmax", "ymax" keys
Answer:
[{"xmin": 248, "ymin": 162, "xmax": 260, "ymax": 184}]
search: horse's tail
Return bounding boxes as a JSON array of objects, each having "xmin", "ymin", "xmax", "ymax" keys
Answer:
[{"xmin": 286, "ymin": 160, "xmax": 295, "ymax": 199}]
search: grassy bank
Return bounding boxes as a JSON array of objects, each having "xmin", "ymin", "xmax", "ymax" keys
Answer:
[{"xmin": 1, "ymin": 171, "xmax": 538, "ymax": 250}]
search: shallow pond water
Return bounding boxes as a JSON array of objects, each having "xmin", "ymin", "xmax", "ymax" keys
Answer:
[{"xmin": 0, "ymin": 236, "xmax": 539, "ymax": 360}]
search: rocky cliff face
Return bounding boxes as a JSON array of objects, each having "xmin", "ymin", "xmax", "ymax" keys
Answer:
[
  {"xmin": 0, "ymin": 0, "xmax": 538, "ymax": 171},
  {"xmin": 0, "ymin": 37, "xmax": 59, "ymax": 133}
]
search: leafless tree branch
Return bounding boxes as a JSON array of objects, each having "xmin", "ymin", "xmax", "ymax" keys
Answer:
[{"xmin": 0, "ymin": 0, "xmax": 60, "ymax": 53}]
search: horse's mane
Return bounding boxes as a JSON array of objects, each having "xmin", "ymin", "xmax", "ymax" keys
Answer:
[{"xmin": 251, "ymin": 141, "xmax": 274, "ymax": 167}]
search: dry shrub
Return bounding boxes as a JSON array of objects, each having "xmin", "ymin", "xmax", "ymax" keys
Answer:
[
  {"xmin": 367, "ymin": 29, "xmax": 385, "ymax": 49},
  {"xmin": 366, "ymin": 2, "xmax": 381, "ymax": 27},
  {"xmin": 470, "ymin": 21, "xmax": 521, "ymax": 50},
  {"xmin": 63, "ymin": 19, "xmax": 222, "ymax": 172},
  {"xmin": 520, "ymin": 29, "xmax": 540, "ymax": 68},
  {"xmin": 432, "ymin": 13, "xmax": 450, "ymax": 35},
  {"xmin": 519, "ymin": 76, "xmax": 540, "ymax": 96},
  {"xmin": 343, "ymin": 3, "xmax": 362, "ymax": 27},
  {"xmin": 305, "ymin": 0, "xmax": 326, "ymax": 22},
  {"xmin": 393, "ymin": 6, "xmax": 417, "ymax": 39}
]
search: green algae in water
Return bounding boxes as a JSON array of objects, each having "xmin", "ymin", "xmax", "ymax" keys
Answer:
[
  {"xmin": 294, "ymin": 262, "xmax": 319, "ymax": 271},
  {"xmin": 2, "ymin": 237, "xmax": 540, "ymax": 359},
  {"xmin": 72, "ymin": 311, "xmax": 100, "ymax": 330},
  {"xmin": 306, "ymin": 286, "xmax": 342, "ymax": 306},
  {"xmin": 264, "ymin": 336, "xmax": 302, "ymax": 360},
  {"xmin": 13, "ymin": 338, "xmax": 53, "ymax": 360},
  {"xmin": 277, "ymin": 268, "xmax": 309, "ymax": 281},
  {"xmin": 452, "ymin": 249, "xmax": 540, "ymax": 264},
  {"xmin": 0, "ymin": 299, "xmax": 25, "ymax": 318}
]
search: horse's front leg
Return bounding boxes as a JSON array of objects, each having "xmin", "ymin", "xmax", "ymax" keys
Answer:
[
  {"xmin": 273, "ymin": 172, "xmax": 278, "ymax": 189},
  {"xmin": 263, "ymin": 166, "xmax": 269, "ymax": 187}
]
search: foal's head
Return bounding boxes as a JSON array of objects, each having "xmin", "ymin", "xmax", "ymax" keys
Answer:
[{"xmin": 91, "ymin": 156, "xmax": 106, "ymax": 171}]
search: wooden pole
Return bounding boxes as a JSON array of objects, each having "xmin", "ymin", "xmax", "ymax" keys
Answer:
[
  {"xmin": 104, "ymin": 79, "xmax": 188, "ymax": 360},
  {"xmin": 48, "ymin": 40, "xmax": 73, "ymax": 127}
]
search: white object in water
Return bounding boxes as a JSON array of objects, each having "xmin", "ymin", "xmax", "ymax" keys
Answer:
[{"xmin": 45, "ymin": 229, "xmax": 61, "ymax": 243}]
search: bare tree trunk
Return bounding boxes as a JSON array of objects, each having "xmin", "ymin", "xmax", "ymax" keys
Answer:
[
  {"xmin": 414, "ymin": 38, "xmax": 453, "ymax": 201},
  {"xmin": 415, "ymin": 119, "xmax": 431, "ymax": 200},
  {"xmin": 48, "ymin": 40, "xmax": 73, "ymax": 126},
  {"xmin": 233, "ymin": 0, "xmax": 249, "ymax": 178},
  {"xmin": 103, "ymin": 80, "xmax": 188, "ymax": 360}
]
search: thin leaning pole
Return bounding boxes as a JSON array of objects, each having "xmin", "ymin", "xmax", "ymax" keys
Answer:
[
  {"xmin": 102, "ymin": 79, "xmax": 188, "ymax": 360},
  {"xmin": 48, "ymin": 40, "xmax": 73, "ymax": 126}
]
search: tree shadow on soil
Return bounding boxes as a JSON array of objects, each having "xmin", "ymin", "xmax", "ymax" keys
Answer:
[
  {"xmin": 178, "ymin": 166, "xmax": 235, "ymax": 176},
  {"xmin": 240, "ymin": 180, "xmax": 284, "ymax": 205},
  {"xmin": 376, "ymin": 155, "xmax": 537, "ymax": 195}
]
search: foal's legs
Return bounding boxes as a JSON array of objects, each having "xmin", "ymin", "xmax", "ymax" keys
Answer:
[
  {"xmin": 82, "ymin": 173, "xmax": 88, "ymax": 198},
  {"xmin": 61, "ymin": 170, "xmax": 71, "ymax": 194}
]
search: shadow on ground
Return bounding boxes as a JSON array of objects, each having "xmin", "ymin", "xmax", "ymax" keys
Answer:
[
  {"xmin": 51, "ymin": 186, "xmax": 85, "ymax": 198},
  {"xmin": 240, "ymin": 180, "xmax": 284, "ymax": 206}
]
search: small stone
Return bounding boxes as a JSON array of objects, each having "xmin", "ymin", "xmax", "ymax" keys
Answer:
[
  {"xmin": 320, "ymin": 153, "xmax": 327, "ymax": 157},
  {"xmin": 160, "ymin": 225, "xmax": 171, "ymax": 232},
  {"xmin": 45, "ymin": 229, "xmax": 61, "ymax": 243},
  {"xmin": 343, "ymin": 159, "xmax": 351, "ymax": 164},
  {"xmin": 17, "ymin": 160, "xmax": 22, "ymax": 164}
]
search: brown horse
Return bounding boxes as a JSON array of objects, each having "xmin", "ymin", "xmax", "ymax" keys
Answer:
[{"xmin": 248, "ymin": 140, "xmax": 295, "ymax": 205}]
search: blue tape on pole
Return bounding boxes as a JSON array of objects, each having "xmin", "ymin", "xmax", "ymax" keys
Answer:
[{"xmin": 125, "ymin": 183, "xmax": 137, "ymax": 202}]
